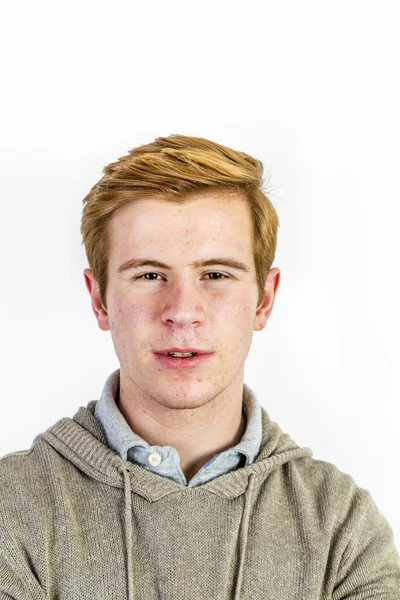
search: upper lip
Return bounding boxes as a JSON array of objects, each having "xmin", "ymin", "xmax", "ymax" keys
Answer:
[{"xmin": 155, "ymin": 348, "xmax": 211, "ymax": 354}]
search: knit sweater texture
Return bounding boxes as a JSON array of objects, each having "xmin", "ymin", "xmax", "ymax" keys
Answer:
[{"xmin": 0, "ymin": 382, "xmax": 399, "ymax": 599}]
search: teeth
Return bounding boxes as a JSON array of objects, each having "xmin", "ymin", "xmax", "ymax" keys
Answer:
[{"xmin": 167, "ymin": 352, "xmax": 197, "ymax": 357}]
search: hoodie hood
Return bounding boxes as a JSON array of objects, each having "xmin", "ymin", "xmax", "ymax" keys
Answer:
[{"xmin": 37, "ymin": 394, "xmax": 312, "ymax": 600}]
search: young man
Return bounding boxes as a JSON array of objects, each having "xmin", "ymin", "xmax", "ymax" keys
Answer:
[{"xmin": 0, "ymin": 135, "xmax": 399, "ymax": 599}]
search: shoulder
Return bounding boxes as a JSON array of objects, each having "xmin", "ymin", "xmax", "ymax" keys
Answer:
[
  {"xmin": 0, "ymin": 436, "xmax": 68, "ymax": 518},
  {"xmin": 280, "ymin": 453, "xmax": 378, "ymax": 531},
  {"xmin": 287, "ymin": 452, "xmax": 371, "ymax": 500},
  {"xmin": 0, "ymin": 439, "xmax": 49, "ymax": 498},
  {"xmin": 0, "ymin": 445, "xmax": 38, "ymax": 483}
]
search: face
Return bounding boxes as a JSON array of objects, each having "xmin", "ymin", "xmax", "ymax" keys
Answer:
[{"xmin": 84, "ymin": 192, "xmax": 280, "ymax": 410}]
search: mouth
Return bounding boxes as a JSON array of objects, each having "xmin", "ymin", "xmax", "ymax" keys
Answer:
[
  {"xmin": 155, "ymin": 348, "xmax": 210, "ymax": 355},
  {"xmin": 153, "ymin": 350, "xmax": 213, "ymax": 370}
]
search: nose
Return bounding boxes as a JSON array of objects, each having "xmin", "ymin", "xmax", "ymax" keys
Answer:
[{"xmin": 161, "ymin": 277, "xmax": 205, "ymax": 328}]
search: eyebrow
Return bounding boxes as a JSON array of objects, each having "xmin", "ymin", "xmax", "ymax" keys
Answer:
[{"xmin": 116, "ymin": 257, "xmax": 251, "ymax": 274}]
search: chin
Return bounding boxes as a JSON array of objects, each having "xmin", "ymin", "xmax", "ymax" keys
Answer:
[{"xmin": 150, "ymin": 382, "xmax": 218, "ymax": 409}]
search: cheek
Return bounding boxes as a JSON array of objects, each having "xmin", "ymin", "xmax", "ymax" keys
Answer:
[
  {"xmin": 222, "ymin": 296, "xmax": 254, "ymax": 320},
  {"xmin": 109, "ymin": 299, "xmax": 150, "ymax": 334},
  {"xmin": 216, "ymin": 297, "xmax": 255, "ymax": 340},
  {"xmin": 232, "ymin": 298, "xmax": 256, "ymax": 340}
]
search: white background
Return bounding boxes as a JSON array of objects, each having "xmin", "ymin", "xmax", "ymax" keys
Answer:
[{"xmin": 1, "ymin": 1, "xmax": 399, "ymax": 552}]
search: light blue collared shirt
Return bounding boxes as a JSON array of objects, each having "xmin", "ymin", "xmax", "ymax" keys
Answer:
[{"xmin": 94, "ymin": 369, "xmax": 262, "ymax": 487}]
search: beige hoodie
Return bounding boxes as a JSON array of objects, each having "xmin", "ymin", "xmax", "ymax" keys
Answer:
[{"xmin": 0, "ymin": 396, "xmax": 399, "ymax": 599}]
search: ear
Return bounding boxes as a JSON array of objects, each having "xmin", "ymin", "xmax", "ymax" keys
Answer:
[
  {"xmin": 254, "ymin": 268, "xmax": 281, "ymax": 332},
  {"xmin": 83, "ymin": 269, "xmax": 110, "ymax": 331}
]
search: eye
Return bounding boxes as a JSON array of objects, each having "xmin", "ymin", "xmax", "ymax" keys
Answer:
[
  {"xmin": 134, "ymin": 273, "xmax": 165, "ymax": 281},
  {"xmin": 203, "ymin": 272, "xmax": 230, "ymax": 281}
]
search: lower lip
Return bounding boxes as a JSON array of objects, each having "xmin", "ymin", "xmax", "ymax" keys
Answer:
[{"xmin": 154, "ymin": 353, "xmax": 212, "ymax": 369}]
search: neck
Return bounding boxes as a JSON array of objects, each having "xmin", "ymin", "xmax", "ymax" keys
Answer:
[{"xmin": 117, "ymin": 369, "xmax": 247, "ymax": 483}]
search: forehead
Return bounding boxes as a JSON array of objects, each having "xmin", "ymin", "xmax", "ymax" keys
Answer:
[{"xmin": 108, "ymin": 193, "xmax": 254, "ymax": 255}]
